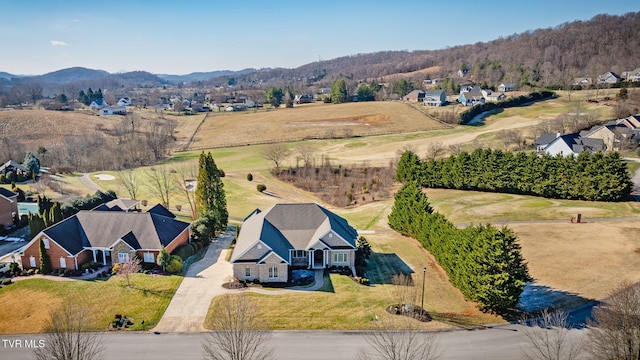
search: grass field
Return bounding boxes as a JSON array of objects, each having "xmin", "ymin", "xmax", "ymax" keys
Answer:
[
  {"xmin": 0, "ymin": 274, "xmax": 181, "ymax": 334},
  {"xmin": 189, "ymin": 102, "xmax": 448, "ymax": 150}
]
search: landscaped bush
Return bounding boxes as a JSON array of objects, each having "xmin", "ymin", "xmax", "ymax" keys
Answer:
[
  {"xmin": 359, "ymin": 277, "xmax": 370, "ymax": 286},
  {"xmin": 166, "ymin": 255, "xmax": 183, "ymax": 274},
  {"xmin": 457, "ymin": 91, "xmax": 555, "ymax": 125},
  {"xmin": 247, "ymin": 173, "xmax": 253, "ymax": 181},
  {"xmin": 174, "ymin": 244, "xmax": 195, "ymax": 261},
  {"xmin": 81, "ymin": 261, "xmax": 101, "ymax": 273},
  {"xmin": 1, "ymin": 278, "xmax": 12, "ymax": 285},
  {"xmin": 257, "ymin": 184, "xmax": 267, "ymax": 192},
  {"xmin": 26, "ymin": 269, "xmax": 35, "ymax": 276}
]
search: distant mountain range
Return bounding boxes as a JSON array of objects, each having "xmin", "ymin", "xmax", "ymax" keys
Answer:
[{"xmin": 156, "ymin": 68, "xmax": 260, "ymax": 82}]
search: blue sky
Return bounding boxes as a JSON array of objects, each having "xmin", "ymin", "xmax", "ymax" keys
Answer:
[{"xmin": 0, "ymin": 0, "xmax": 638, "ymax": 75}]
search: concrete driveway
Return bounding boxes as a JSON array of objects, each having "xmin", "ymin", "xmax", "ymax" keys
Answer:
[{"xmin": 153, "ymin": 229, "xmax": 235, "ymax": 333}]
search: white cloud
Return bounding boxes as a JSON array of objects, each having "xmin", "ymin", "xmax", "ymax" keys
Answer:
[{"xmin": 50, "ymin": 40, "xmax": 69, "ymax": 47}]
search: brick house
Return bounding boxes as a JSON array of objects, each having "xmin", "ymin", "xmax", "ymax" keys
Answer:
[
  {"xmin": 0, "ymin": 188, "xmax": 18, "ymax": 228},
  {"xmin": 19, "ymin": 204, "xmax": 190, "ymax": 271}
]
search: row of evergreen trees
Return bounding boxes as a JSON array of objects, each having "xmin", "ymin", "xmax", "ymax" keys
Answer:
[
  {"xmin": 397, "ymin": 149, "xmax": 632, "ymax": 201},
  {"xmin": 458, "ymin": 91, "xmax": 555, "ymax": 124},
  {"xmin": 388, "ymin": 181, "xmax": 530, "ymax": 311},
  {"xmin": 29, "ymin": 191, "xmax": 118, "ymax": 238}
]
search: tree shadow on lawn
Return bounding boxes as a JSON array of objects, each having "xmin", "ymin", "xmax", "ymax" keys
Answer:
[
  {"xmin": 365, "ymin": 252, "xmax": 414, "ymax": 285},
  {"xmin": 514, "ymin": 282, "xmax": 594, "ymax": 328}
]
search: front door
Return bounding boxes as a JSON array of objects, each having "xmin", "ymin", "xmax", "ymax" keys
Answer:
[{"xmin": 313, "ymin": 249, "xmax": 324, "ymax": 269}]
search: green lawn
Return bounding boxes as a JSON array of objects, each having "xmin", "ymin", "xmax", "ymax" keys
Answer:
[{"xmin": 0, "ymin": 274, "xmax": 181, "ymax": 334}]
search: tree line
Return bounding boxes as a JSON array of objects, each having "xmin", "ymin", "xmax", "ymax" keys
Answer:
[
  {"xmin": 397, "ymin": 149, "xmax": 633, "ymax": 202},
  {"xmin": 388, "ymin": 181, "xmax": 530, "ymax": 312}
]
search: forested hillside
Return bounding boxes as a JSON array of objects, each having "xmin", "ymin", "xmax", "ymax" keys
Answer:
[{"xmin": 205, "ymin": 12, "xmax": 640, "ymax": 91}]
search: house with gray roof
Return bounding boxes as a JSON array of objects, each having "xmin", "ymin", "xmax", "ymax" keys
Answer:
[
  {"xmin": 18, "ymin": 204, "xmax": 190, "ymax": 271},
  {"xmin": 544, "ymin": 133, "xmax": 605, "ymax": 157},
  {"xmin": 231, "ymin": 203, "xmax": 358, "ymax": 283},
  {"xmin": 423, "ymin": 90, "xmax": 446, "ymax": 107}
]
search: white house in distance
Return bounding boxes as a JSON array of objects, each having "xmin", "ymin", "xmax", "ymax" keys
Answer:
[
  {"xmin": 117, "ymin": 97, "xmax": 132, "ymax": 107},
  {"xmin": 99, "ymin": 106, "xmax": 127, "ymax": 115},
  {"xmin": 423, "ymin": 90, "xmax": 446, "ymax": 106},
  {"xmin": 89, "ymin": 99, "xmax": 108, "ymax": 110},
  {"xmin": 498, "ymin": 83, "xmax": 515, "ymax": 92},
  {"xmin": 231, "ymin": 203, "xmax": 358, "ymax": 283}
]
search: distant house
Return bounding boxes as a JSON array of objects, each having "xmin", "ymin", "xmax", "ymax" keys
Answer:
[
  {"xmin": 572, "ymin": 78, "xmax": 592, "ymax": 86},
  {"xmin": 231, "ymin": 203, "xmax": 358, "ymax": 283},
  {"xmin": 89, "ymin": 99, "xmax": 108, "ymax": 110},
  {"xmin": 621, "ymin": 68, "xmax": 640, "ymax": 82},
  {"xmin": 92, "ymin": 198, "xmax": 141, "ymax": 212},
  {"xmin": 498, "ymin": 83, "xmax": 515, "ymax": 92},
  {"xmin": 423, "ymin": 90, "xmax": 446, "ymax": 107},
  {"xmin": 597, "ymin": 72, "xmax": 621, "ymax": 84},
  {"xmin": 0, "ymin": 188, "xmax": 18, "ymax": 228},
  {"xmin": 481, "ymin": 90, "xmax": 506, "ymax": 102},
  {"xmin": 294, "ymin": 94, "xmax": 313, "ymax": 104},
  {"xmin": 535, "ymin": 132, "xmax": 560, "ymax": 153},
  {"xmin": 459, "ymin": 85, "xmax": 481, "ymax": 94},
  {"xmin": 98, "ymin": 106, "xmax": 127, "ymax": 115},
  {"xmin": 18, "ymin": 204, "xmax": 190, "ymax": 271},
  {"xmin": 459, "ymin": 91, "xmax": 485, "ymax": 106},
  {"xmin": 457, "ymin": 68, "xmax": 470, "ymax": 78},
  {"xmin": 544, "ymin": 133, "xmax": 605, "ymax": 157},
  {"xmin": 404, "ymin": 90, "xmax": 425, "ymax": 103},
  {"xmin": 0, "ymin": 160, "xmax": 27, "ymax": 177},
  {"xmin": 580, "ymin": 124, "xmax": 636, "ymax": 151},
  {"xmin": 117, "ymin": 97, "xmax": 132, "ymax": 107}
]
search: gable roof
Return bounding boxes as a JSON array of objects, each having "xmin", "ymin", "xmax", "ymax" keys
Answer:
[
  {"xmin": 41, "ymin": 211, "xmax": 189, "ymax": 255},
  {"xmin": 535, "ymin": 132, "xmax": 560, "ymax": 146},
  {"xmin": 147, "ymin": 204, "xmax": 176, "ymax": 218},
  {"xmin": 424, "ymin": 89, "xmax": 445, "ymax": 97},
  {"xmin": 0, "ymin": 188, "xmax": 17, "ymax": 201},
  {"xmin": 231, "ymin": 203, "xmax": 357, "ymax": 264},
  {"xmin": 0, "ymin": 160, "xmax": 26, "ymax": 173}
]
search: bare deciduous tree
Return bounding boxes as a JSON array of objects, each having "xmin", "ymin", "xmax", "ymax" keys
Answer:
[
  {"xmin": 424, "ymin": 142, "xmax": 445, "ymax": 159},
  {"xmin": 447, "ymin": 143, "xmax": 464, "ymax": 156},
  {"xmin": 115, "ymin": 169, "xmax": 141, "ymax": 200},
  {"xmin": 146, "ymin": 165, "xmax": 176, "ymax": 208},
  {"xmin": 520, "ymin": 309, "xmax": 583, "ymax": 360},
  {"xmin": 261, "ymin": 144, "xmax": 290, "ymax": 173},
  {"xmin": 358, "ymin": 314, "xmax": 440, "ymax": 360},
  {"xmin": 203, "ymin": 294, "xmax": 274, "ymax": 360},
  {"xmin": 33, "ymin": 303, "xmax": 104, "ymax": 360},
  {"xmin": 588, "ymin": 282, "xmax": 640, "ymax": 360},
  {"xmin": 500, "ymin": 129, "xmax": 525, "ymax": 151},
  {"xmin": 116, "ymin": 255, "xmax": 141, "ymax": 288},
  {"xmin": 296, "ymin": 145, "xmax": 316, "ymax": 167},
  {"xmin": 174, "ymin": 162, "xmax": 198, "ymax": 220}
]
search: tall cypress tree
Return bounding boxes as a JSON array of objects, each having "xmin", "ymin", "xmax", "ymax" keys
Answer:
[
  {"xmin": 39, "ymin": 238, "xmax": 52, "ymax": 274},
  {"xmin": 195, "ymin": 152, "xmax": 228, "ymax": 233}
]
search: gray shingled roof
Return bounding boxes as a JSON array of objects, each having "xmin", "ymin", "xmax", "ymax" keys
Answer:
[
  {"xmin": 231, "ymin": 203, "xmax": 357, "ymax": 264},
  {"xmin": 0, "ymin": 188, "xmax": 17, "ymax": 200},
  {"xmin": 536, "ymin": 133, "xmax": 560, "ymax": 146},
  {"xmin": 42, "ymin": 211, "xmax": 189, "ymax": 255}
]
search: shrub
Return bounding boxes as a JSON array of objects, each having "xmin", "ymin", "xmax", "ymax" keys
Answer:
[
  {"xmin": 166, "ymin": 256, "xmax": 183, "ymax": 274},
  {"xmin": 257, "ymin": 184, "xmax": 267, "ymax": 192},
  {"xmin": 111, "ymin": 263, "xmax": 121, "ymax": 275},
  {"xmin": 2, "ymin": 278, "xmax": 12, "ymax": 285},
  {"xmin": 26, "ymin": 269, "xmax": 35, "ymax": 276},
  {"xmin": 359, "ymin": 277, "xmax": 370, "ymax": 286},
  {"xmin": 247, "ymin": 173, "xmax": 253, "ymax": 181},
  {"xmin": 63, "ymin": 269, "xmax": 73, "ymax": 277}
]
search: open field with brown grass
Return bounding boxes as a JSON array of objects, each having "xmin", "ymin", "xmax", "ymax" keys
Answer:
[
  {"xmin": 0, "ymin": 110, "xmax": 118, "ymax": 149},
  {"xmin": 188, "ymin": 102, "xmax": 448, "ymax": 150}
]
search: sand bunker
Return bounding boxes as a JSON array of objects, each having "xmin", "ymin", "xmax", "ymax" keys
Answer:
[{"xmin": 94, "ymin": 174, "xmax": 115, "ymax": 181}]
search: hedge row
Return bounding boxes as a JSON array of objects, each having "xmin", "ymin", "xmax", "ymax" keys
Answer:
[
  {"xmin": 388, "ymin": 181, "xmax": 530, "ymax": 311},
  {"xmin": 397, "ymin": 149, "xmax": 632, "ymax": 202}
]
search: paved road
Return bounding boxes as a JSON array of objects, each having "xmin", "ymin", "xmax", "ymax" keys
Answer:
[
  {"xmin": 80, "ymin": 173, "xmax": 104, "ymax": 192},
  {"xmin": 153, "ymin": 230, "xmax": 234, "ymax": 333},
  {"xmin": 0, "ymin": 325, "xmax": 589, "ymax": 360}
]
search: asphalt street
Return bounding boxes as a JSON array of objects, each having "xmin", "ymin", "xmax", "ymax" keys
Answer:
[{"xmin": 0, "ymin": 325, "xmax": 589, "ymax": 360}]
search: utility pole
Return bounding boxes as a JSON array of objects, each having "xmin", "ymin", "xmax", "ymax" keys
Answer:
[{"xmin": 421, "ymin": 267, "xmax": 426, "ymax": 315}]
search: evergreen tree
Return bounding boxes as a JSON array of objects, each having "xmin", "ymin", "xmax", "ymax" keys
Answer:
[
  {"xmin": 330, "ymin": 79, "xmax": 348, "ymax": 104},
  {"xmin": 23, "ymin": 152, "xmax": 40, "ymax": 179},
  {"xmin": 195, "ymin": 152, "xmax": 228, "ymax": 233},
  {"xmin": 157, "ymin": 247, "xmax": 171, "ymax": 272},
  {"xmin": 265, "ymin": 87, "xmax": 284, "ymax": 108},
  {"xmin": 29, "ymin": 213, "xmax": 46, "ymax": 239},
  {"xmin": 39, "ymin": 238, "xmax": 52, "ymax": 274}
]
